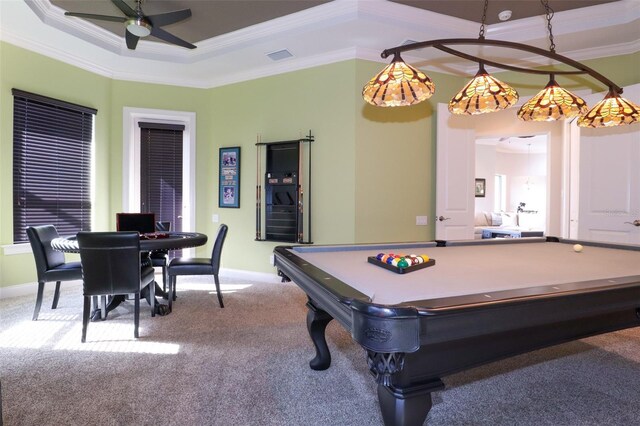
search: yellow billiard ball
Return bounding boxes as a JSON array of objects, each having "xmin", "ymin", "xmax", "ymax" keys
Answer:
[
  {"xmin": 573, "ymin": 244, "xmax": 583, "ymax": 253},
  {"xmin": 421, "ymin": 255, "xmax": 430, "ymax": 262}
]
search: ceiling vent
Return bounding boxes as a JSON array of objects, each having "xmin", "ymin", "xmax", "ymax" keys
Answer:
[{"xmin": 267, "ymin": 49, "xmax": 293, "ymax": 61}]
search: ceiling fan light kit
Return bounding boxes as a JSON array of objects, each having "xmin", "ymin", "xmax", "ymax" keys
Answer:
[
  {"xmin": 65, "ymin": 0, "xmax": 195, "ymax": 50},
  {"xmin": 362, "ymin": 0, "xmax": 639, "ymax": 128},
  {"xmin": 126, "ymin": 18, "xmax": 151, "ymax": 37}
]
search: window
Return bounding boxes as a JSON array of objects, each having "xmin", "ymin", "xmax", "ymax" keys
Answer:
[
  {"xmin": 139, "ymin": 122, "xmax": 184, "ymax": 232},
  {"xmin": 12, "ymin": 89, "xmax": 95, "ymax": 243},
  {"xmin": 494, "ymin": 174, "xmax": 506, "ymax": 212}
]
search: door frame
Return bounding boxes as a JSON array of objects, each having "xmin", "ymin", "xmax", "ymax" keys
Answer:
[{"xmin": 122, "ymin": 107, "xmax": 196, "ymax": 234}]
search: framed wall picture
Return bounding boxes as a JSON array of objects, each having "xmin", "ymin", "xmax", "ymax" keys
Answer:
[
  {"xmin": 219, "ymin": 147, "xmax": 240, "ymax": 208},
  {"xmin": 475, "ymin": 178, "xmax": 486, "ymax": 198}
]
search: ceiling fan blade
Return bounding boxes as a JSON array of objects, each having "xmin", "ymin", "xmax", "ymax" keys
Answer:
[
  {"xmin": 111, "ymin": 0, "xmax": 137, "ymax": 18},
  {"xmin": 64, "ymin": 12, "xmax": 127, "ymax": 23},
  {"xmin": 146, "ymin": 9, "xmax": 192, "ymax": 27},
  {"xmin": 125, "ymin": 30, "xmax": 140, "ymax": 50},
  {"xmin": 150, "ymin": 27, "xmax": 196, "ymax": 49}
]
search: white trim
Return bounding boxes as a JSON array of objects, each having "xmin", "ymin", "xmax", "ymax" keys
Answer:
[
  {"xmin": 122, "ymin": 107, "xmax": 196, "ymax": 254},
  {"xmin": 0, "ymin": 279, "xmax": 81, "ymax": 300},
  {"xmin": 0, "ymin": 270, "xmax": 280, "ymax": 300},
  {"xmin": 4, "ymin": 0, "xmax": 636, "ymax": 89},
  {"xmin": 488, "ymin": 0, "xmax": 640, "ymax": 41},
  {"xmin": 2, "ymin": 243, "xmax": 32, "ymax": 256},
  {"xmin": 219, "ymin": 268, "xmax": 281, "ymax": 284}
]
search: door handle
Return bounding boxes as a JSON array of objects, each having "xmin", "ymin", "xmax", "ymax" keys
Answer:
[
  {"xmin": 624, "ymin": 220, "xmax": 640, "ymax": 227},
  {"xmin": 437, "ymin": 216, "xmax": 451, "ymax": 222}
]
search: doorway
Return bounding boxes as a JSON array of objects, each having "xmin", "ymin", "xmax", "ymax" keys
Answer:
[{"xmin": 475, "ymin": 135, "xmax": 549, "ymax": 234}]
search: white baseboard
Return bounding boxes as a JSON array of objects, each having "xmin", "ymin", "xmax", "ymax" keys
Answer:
[
  {"xmin": 0, "ymin": 268, "xmax": 281, "ymax": 300},
  {"xmin": 219, "ymin": 268, "xmax": 281, "ymax": 284},
  {"xmin": 0, "ymin": 280, "xmax": 82, "ymax": 300}
]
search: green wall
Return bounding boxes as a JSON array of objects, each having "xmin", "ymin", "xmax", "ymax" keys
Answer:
[
  {"xmin": 0, "ymin": 42, "xmax": 112, "ymax": 286},
  {"xmin": 354, "ymin": 61, "xmax": 463, "ymax": 243},
  {"xmin": 1, "ymin": 41, "xmax": 638, "ymax": 288}
]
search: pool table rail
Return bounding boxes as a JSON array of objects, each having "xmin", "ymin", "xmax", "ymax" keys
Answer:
[{"xmin": 274, "ymin": 240, "xmax": 640, "ymax": 426}]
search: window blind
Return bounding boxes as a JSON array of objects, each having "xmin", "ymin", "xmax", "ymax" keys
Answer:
[
  {"xmin": 12, "ymin": 89, "xmax": 95, "ymax": 243},
  {"xmin": 139, "ymin": 123, "xmax": 184, "ymax": 231}
]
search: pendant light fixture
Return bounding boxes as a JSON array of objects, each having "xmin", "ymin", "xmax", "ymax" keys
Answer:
[
  {"xmin": 448, "ymin": 1, "xmax": 518, "ymax": 115},
  {"xmin": 362, "ymin": 53, "xmax": 435, "ymax": 107},
  {"xmin": 449, "ymin": 62, "xmax": 519, "ymax": 115},
  {"xmin": 363, "ymin": 0, "xmax": 639, "ymax": 128}
]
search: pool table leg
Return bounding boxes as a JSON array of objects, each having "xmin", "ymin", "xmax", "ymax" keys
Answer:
[
  {"xmin": 378, "ymin": 384, "xmax": 433, "ymax": 426},
  {"xmin": 306, "ymin": 300, "xmax": 333, "ymax": 371}
]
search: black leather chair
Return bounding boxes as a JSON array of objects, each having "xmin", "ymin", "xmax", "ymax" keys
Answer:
[
  {"xmin": 167, "ymin": 224, "xmax": 228, "ymax": 310},
  {"xmin": 77, "ymin": 231, "xmax": 155, "ymax": 343},
  {"xmin": 27, "ymin": 225, "xmax": 83, "ymax": 321},
  {"xmin": 150, "ymin": 221, "xmax": 171, "ymax": 292}
]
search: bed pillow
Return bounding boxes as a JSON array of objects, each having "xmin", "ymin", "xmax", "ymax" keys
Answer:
[{"xmin": 490, "ymin": 212, "xmax": 503, "ymax": 226}]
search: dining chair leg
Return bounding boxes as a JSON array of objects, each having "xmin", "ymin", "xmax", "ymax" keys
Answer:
[
  {"xmin": 134, "ymin": 293, "xmax": 140, "ymax": 339},
  {"xmin": 172, "ymin": 276, "xmax": 177, "ymax": 301},
  {"xmin": 150, "ymin": 281, "xmax": 156, "ymax": 318},
  {"xmin": 162, "ymin": 266, "xmax": 167, "ymax": 293},
  {"xmin": 101, "ymin": 296, "xmax": 107, "ymax": 321},
  {"xmin": 214, "ymin": 274, "xmax": 224, "ymax": 308},
  {"xmin": 82, "ymin": 296, "xmax": 91, "ymax": 343},
  {"xmin": 168, "ymin": 276, "xmax": 174, "ymax": 311},
  {"xmin": 32, "ymin": 281, "xmax": 45, "ymax": 321},
  {"xmin": 51, "ymin": 281, "xmax": 61, "ymax": 309}
]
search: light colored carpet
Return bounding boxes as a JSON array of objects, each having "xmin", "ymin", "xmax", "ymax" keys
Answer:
[{"xmin": 0, "ymin": 275, "xmax": 639, "ymax": 425}]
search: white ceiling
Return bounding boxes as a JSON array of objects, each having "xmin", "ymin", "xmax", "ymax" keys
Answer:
[
  {"xmin": 477, "ymin": 135, "xmax": 548, "ymax": 154},
  {"xmin": 0, "ymin": 0, "xmax": 638, "ymax": 89}
]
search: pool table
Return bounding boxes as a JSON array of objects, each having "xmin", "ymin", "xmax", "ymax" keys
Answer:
[{"xmin": 273, "ymin": 237, "xmax": 640, "ymax": 426}]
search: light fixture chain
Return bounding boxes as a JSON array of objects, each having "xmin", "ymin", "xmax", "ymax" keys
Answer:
[
  {"xmin": 541, "ymin": 0, "xmax": 556, "ymax": 53},
  {"xmin": 478, "ymin": 0, "xmax": 489, "ymax": 39}
]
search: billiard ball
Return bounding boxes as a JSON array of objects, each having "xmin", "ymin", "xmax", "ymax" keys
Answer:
[
  {"xmin": 376, "ymin": 253, "xmax": 385, "ymax": 261},
  {"xmin": 397, "ymin": 259, "xmax": 409, "ymax": 268},
  {"xmin": 391, "ymin": 258, "xmax": 400, "ymax": 267},
  {"xmin": 573, "ymin": 244, "xmax": 583, "ymax": 253},
  {"xmin": 386, "ymin": 256, "xmax": 395, "ymax": 264},
  {"xmin": 421, "ymin": 255, "xmax": 430, "ymax": 262}
]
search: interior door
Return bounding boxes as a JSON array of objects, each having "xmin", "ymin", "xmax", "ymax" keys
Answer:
[
  {"xmin": 436, "ymin": 103, "xmax": 476, "ymax": 240},
  {"xmin": 576, "ymin": 84, "xmax": 640, "ymax": 243}
]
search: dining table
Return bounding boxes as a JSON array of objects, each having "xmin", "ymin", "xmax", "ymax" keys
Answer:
[{"xmin": 51, "ymin": 231, "xmax": 208, "ymax": 319}]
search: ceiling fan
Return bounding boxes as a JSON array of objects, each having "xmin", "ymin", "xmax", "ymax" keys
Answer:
[{"xmin": 64, "ymin": 0, "xmax": 196, "ymax": 50}]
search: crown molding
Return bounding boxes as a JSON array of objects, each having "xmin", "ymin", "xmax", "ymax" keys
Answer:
[
  {"xmin": 488, "ymin": 0, "xmax": 640, "ymax": 42},
  {"xmin": 357, "ymin": 0, "xmax": 479, "ymax": 37},
  {"xmin": 205, "ymin": 47, "xmax": 360, "ymax": 88},
  {"xmin": 5, "ymin": 0, "xmax": 639, "ymax": 90},
  {"xmin": 192, "ymin": 0, "xmax": 360, "ymax": 61},
  {"xmin": 462, "ymin": 38, "xmax": 640, "ymax": 77},
  {"xmin": 0, "ymin": 26, "xmax": 115, "ymax": 79}
]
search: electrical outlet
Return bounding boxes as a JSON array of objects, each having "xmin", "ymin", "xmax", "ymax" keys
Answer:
[
  {"xmin": 416, "ymin": 216, "xmax": 428, "ymax": 226},
  {"xmin": 212, "ymin": 214, "xmax": 219, "ymax": 223},
  {"xmin": 269, "ymin": 254, "xmax": 275, "ymax": 266}
]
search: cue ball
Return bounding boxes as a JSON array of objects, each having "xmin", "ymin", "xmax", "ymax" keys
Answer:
[{"xmin": 573, "ymin": 244, "xmax": 583, "ymax": 252}]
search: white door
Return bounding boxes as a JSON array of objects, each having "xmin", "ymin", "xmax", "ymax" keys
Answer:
[
  {"xmin": 436, "ymin": 103, "xmax": 476, "ymax": 240},
  {"xmin": 576, "ymin": 84, "xmax": 640, "ymax": 243}
]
